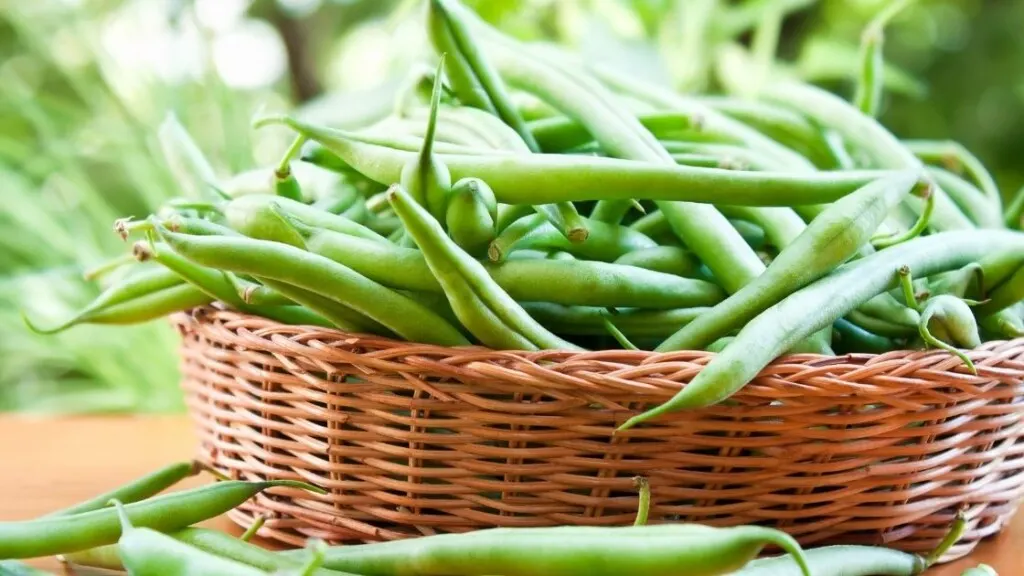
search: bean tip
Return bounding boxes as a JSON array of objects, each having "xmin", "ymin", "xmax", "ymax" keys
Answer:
[{"xmin": 132, "ymin": 241, "xmax": 154, "ymax": 262}]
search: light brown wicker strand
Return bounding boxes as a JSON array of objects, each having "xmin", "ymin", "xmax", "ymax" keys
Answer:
[{"xmin": 173, "ymin": 308, "xmax": 1024, "ymax": 562}]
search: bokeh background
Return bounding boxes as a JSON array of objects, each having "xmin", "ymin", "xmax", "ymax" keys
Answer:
[{"xmin": 1, "ymin": 0, "xmax": 1020, "ymax": 413}]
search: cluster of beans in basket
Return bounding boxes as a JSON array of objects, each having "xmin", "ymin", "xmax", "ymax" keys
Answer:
[
  {"xmin": 15, "ymin": 2, "xmax": 1021, "ymax": 573},
  {"xmin": 0, "ymin": 461, "xmax": 982, "ymax": 575}
]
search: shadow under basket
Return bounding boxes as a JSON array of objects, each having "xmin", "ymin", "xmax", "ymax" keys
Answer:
[{"xmin": 173, "ymin": 306, "xmax": 1024, "ymax": 562}]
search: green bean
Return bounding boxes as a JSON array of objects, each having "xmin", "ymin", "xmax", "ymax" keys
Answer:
[
  {"xmin": 1005, "ymin": 184, "xmax": 1024, "ymax": 229},
  {"xmin": 158, "ymin": 112, "xmax": 222, "ymax": 201},
  {"xmin": 488, "ymin": 213, "xmax": 656, "ymax": 263},
  {"xmin": 632, "ymin": 477, "xmax": 650, "ymax": 526},
  {"xmin": 979, "ymin": 306, "xmax": 1024, "ymax": 338},
  {"xmin": 846, "ymin": 309, "xmax": 918, "ymax": 338},
  {"xmin": 272, "ymin": 135, "xmax": 307, "ymax": 202},
  {"xmin": 657, "ymin": 170, "xmax": 919, "ymax": 352},
  {"xmin": 736, "ymin": 544, "xmax": 924, "ymax": 576},
  {"xmin": 311, "ymin": 186, "xmax": 361, "ymax": 215},
  {"xmin": 23, "ymin": 281, "xmax": 210, "ymax": 334},
  {"xmin": 119, "ymin": 215, "xmax": 239, "ymax": 241},
  {"xmin": 854, "ymin": 0, "xmax": 914, "ymax": 117},
  {"xmin": 23, "ymin": 266, "xmax": 183, "ymax": 334},
  {"xmin": 111, "ymin": 500, "xmax": 267, "ymax": 576},
  {"xmin": 621, "ymin": 229, "xmax": 1024, "ymax": 428},
  {"xmin": 82, "ymin": 253, "xmax": 136, "ymax": 282},
  {"xmin": 696, "ymin": 96, "xmax": 834, "ymax": 168},
  {"xmin": 405, "ymin": 107, "xmax": 533, "ymax": 152},
  {"xmin": 729, "ymin": 218, "xmax": 767, "ymax": 250},
  {"xmin": 975, "ymin": 264, "xmax": 1024, "ymax": 317},
  {"xmin": 718, "ymin": 205, "xmax": 807, "ymax": 249},
  {"xmin": 628, "ymin": 210, "xmax": 669, "ymax": 236},
  {"xmin": 904, "ymin": 139, "xmax": 1002, "ymax": 208},
  {"xmin": 754, "ymin": 75, "xmax": 974, "ymax": 231},
  {"xmin": 671, "ymin": 153, "xmax": 725, "ymax": 168},
  {"xmin": 288, "ymin": 219, "xmax": 725, "ymax": 308},
  {"xmin": 871, "ymin": 184, "xmax": 935, "ymax": 248},
  {"xmin": 496, "ymin": 204, "xmax": 534, "ymax": 232},
  {"xmin": 375, "ymin": 115, "xmax": 495, "ymax": 149},
  {"xmin": 602, "ymin": 316, "xmax": 639, "ymax": 350},
  {"xmin": 254, "ymin": 277, "xmax": 389, "ymax": 335},
  {"xmin": 926, "ymin": 166, "xmax": 1003, "ymax": 228},
  {"xmin": 365, "ymin": 214, "xmax": 402, "ymax": 236},
  {"xmin": 267, "ymin": 116, "xmax": 889, "ymax": 207},
  {"xmin": 858, "ymin": 292, "xmax": 921, "ymax": 327},
  {"xmin": 400, "ymin": 57, "xmax": 452, "ymax": 220},
  {"xmin": 0, "ymin": 480, "xmax": 321, "ymax": 559},
  {"xmin": 46, "ymin": 461, "xmax": 199, "ymax": 518},
  {"xmin": 521, "ymin": 303, "xmax": 707, "ymax": 338},
  {"xmin": 660, "ymin": 142, "xmax": 784, "ymax": 170},
  {"xmin": 389, "ymin": 184, "xmax": 579, "ymax": 350},
  {"xmin": 445, "ymin": 177, "xmax": 497, "ymax": 257},
  {"xmin": 309, "ymin": 524, "xmax": 811, "ymax": 576},
  {"xmin": 225, "ymin": 195, "xmax": 386, "ymax": 244},
  {"xmin": 928, "ymin": 263, "xmax": 984, "ymax": 300},
  {"xmin": 613, "ymin": 246, "xmax": 703, "ymax": 278},
  {"xmin": 978, "ymin": 249, "xmax": 1024, "ymax": 290},
  {"xmin": 174, "ymin": 528, "xmax": 355, "ymax": 575},
  {"xmin": 527, "ymin": 111, "xmax": 702, "ymax": 153},
  {"xmin": 833, "ymin": 318, "xmax": 898, "ymax": 354},
  {"xmin": 153, "ymin": 224, "xmax": 469, "ymax": 346}
]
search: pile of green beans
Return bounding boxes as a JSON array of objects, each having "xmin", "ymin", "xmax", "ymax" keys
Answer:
[
  {"xmin": 29, "ymin": 0, "xmax": 1024, "ymax": 431},
  {"xmin": 3, "ymin": 461, "xmax": 970, "ymax": 575}
]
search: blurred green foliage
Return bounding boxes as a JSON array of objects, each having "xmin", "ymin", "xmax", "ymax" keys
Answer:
[{"xmin": 1, "ymin": 0, "xmax": 1019, "ymax": 413}]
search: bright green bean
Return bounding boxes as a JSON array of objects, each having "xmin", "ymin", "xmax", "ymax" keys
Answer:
[
  {"xmin": 1005, "ymin": 184, "xmax": 1024, "ymax": 229},
  {"xmin": 527, "ymin": 111, "xmax": 702, "ymax": 153},
  {"xmin": 389, "ymin": 184, "xmax": 579, "ymax": 350},
  {"xmin": 613, "ymin": 246, "xmax": 703, "ymax": 278},
  {"xmin": 621, "ymin": 229, "xmax": 1024, "ymax": 428},
  {"xmin": 736, "ymin": 544, "xmax": 924, "ymax": 576},
  {"xmin": 657, "ymin": 171, "xmax": 918, "ymax": 352},
  {"xmin": 488, "ymin": 213, "xmax": 656, "ymax": 263},
  {"xmin": 904, "ymin": 139, "xmax": 1002, "ymax": 208},
  {"xmin": 225, "ymin": 195, "xmax": 386, "ymax": 244},
  {"xmin": 918, "ymin": 294, "xmax": 981, "ymax": 373},
  {"xmin": 975, "ymin": 265, "xmax": 1024, "ymax": 317},
  {"xmin": 153, "ymin": 224, "xmax": 469, "ymax": 346},
  {"xmin": 288, "ymin": 220, "xmax": 725, "ymax": 308},
  {"xmin": 926, "ymin": 166, "xmax": 1003, "ymax": 228},
  {"xmin": 445, "ymin": 177, "xmax": 497, "ymax": 258},
  {"xmin": 521, "ymin": 303, "xmax": 707, "ymax": 338}
]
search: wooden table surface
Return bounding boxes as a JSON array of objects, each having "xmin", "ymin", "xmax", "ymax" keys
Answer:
[{"xmin": 1, "ymin": 416, "xmax": 1021, "ymax": 574}]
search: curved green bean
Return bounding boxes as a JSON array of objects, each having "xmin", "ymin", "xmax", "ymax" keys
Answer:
[
  {"xmin": 621, "ymin": 229, "xmax": 1024, "ymax": 428},
  {"xmin": 521, "ymin": 303, "xmax": 707, "ymax": 338},
  {"xmin": 488, "ymin": 213, "xmax": 656, "ymax": 263},
  {"xmin": 288, "ymin": 220, "xmax": 725, "ymax": 308},
  {"xmin": 153, "ymin": 224, "xmax": 469, "ymax": 346},
  {"xmin": 657, "ymin": 170, "xmax": 919, "ymax": 352},
  {"xmin": 445, "ymin": 177, "xmax": 497, "ymax": 258},
  {"xmin": 389, "ymin": 184, "xmax": 579, "ymax": 350},
  {"xmin": 613, "ymin": 246, "xmax": 703, "ymax": 278},
  {"xmin": 926, "ymin": 166, "xmax": 1003, "ymax": 228}
]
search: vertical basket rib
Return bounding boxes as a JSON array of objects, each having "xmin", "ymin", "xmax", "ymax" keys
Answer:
[{"xmin": 172, "ymin": 307, "xmax": 1024, "ymax": 561}]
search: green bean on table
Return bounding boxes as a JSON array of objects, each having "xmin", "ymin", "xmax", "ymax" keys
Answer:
[{"xmin": 0, "ymin": 480, "xmax": 321, "ymax": 559}]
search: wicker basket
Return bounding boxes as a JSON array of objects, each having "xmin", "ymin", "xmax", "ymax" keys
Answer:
[{"xmin": 173, "ymin": 306, "xmax": 1024, "ymax": 561}]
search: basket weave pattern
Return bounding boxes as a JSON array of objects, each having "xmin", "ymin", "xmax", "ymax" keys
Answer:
[{"xmin": 173, "ymin": 307, "xmax": 1024, "ymax": 560}]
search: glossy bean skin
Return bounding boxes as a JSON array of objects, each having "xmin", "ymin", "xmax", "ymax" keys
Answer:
[
  {"xmin": 275, "ymin": 117, "xmax": 889, "ymax": 207},
  {"xmin": 389, "ymin": 185, "xmax": 578, "ymax": 350},
  {"xmin": 736, "ymin": 545, "xmax": 924, "ymax": 576},
  {"xmin": 445, "ymin": 177, "xmax": 497, "ymax": 258},
  {"xmin": 621, "ymin": 229, "xmax": 1024, "ymax": 428},
  {"xmin": 489, "ymin": 213, "xmax": 656, "ymax": 263},
  {"xmin": 153, "ymin": 226, "xmax": 469, "ymax": 346},
  {"xmin": 753, "ymin": 76, "xmax": 974, "ymax": 232},
  {"xmin": 975, "ymin": 263, "xmax": 1024, "ymax": 318},
  {"xmin": 657, "ymin": 170, "xmax": 918, "ymax": 352},
  {"xmin": 926, "ymin": 166, "xmax": 1003, "ymax": 229},
  {"xmin": 287, "ymin": 221, "xmax": 725, "ymax": 308},
  {"xmin": 22, "ymin": 266, "xmax": 185, "ymax": 334},
  {"xmin": 920, "ymin": 295, "xmax": 982, "ymax": 349},
  {"xmin": 45, "ymin": 461, "xmax": 198, "ymax": 518},
  {"xmin": 308, "ymin": 524, "xmax": 811, "ymax": 576},
  {"xmin": 113, "ymin": 501, "xmax": 266, "ymax": 576},
  {"xmin": 521, "ymin": 303, "xmax": 708, "ymax": 338},
  {"xmin": 225, "ymin": 195, "xmax": 386, "ymax": 244},
  {"xmin": 137, "ymin": 242, "xmax": 334, "ymax": 329},
  {"xmin": 0, "ymin": 480, "xmax": 317, "ymax": 559},
  {"xmin": 613, "ymin": 246, "xmax": 703, "ymax": 278}
]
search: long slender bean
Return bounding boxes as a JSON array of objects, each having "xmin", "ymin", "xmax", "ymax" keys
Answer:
[
  {"xmin": 621, "ymin": 229, "xmax": 1024, "ymax": 428},
  {"xmin": 389, "ymin": 184, "xmax": 580, "ymax": 350},
  {"xmin": 926, "ymin": 166, "xmax": 1003, "ymax": 228},
  {"xmin": 657, "ymin": 171, "xmax": 918, "ymax": 351},
  {"xmin": 153, "ymin": 224, "xmax": 469, "ymax": 346},
  {"xmin": 286, "ymin": 219, "xmax": 725, "ymax": 308},
  {"xmin": 904, "ymin": 139, "xmax": 1002, "ymax": 208}
]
